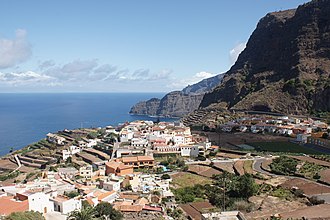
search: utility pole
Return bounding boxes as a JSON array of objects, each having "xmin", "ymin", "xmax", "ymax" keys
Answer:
[{"xmin": 223, "ymin": 176, "xmax": 226, "ymax": 212}]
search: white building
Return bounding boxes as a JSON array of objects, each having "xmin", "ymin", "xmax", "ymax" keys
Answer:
[
  {"xmin": 87, "ymin": 139, "xmax": 98, "ymax": 148},
  {"xmin": 51, "ymin": 195, "xmax": 82, "ymax": 214},
  {"xmin": 296, "ymin": 134, "xmax": 311, "ymax": 143},
  {"xmin": 131, "ymin": 138, "xmax": 148, "ymax": 147},
  {"xmin": 173, "ymin": 135, "xmax": 185, "ymax": 145},
  {"xmin": 16, "ymin": 191, "xmax": 54, "ymax": 214},
  {"xmin": 79, "ymin": 165, "xmax": 93, "ymax": 179},
  {"xmin": 47, "ymin": 133, "xmax": 66, "ymax": 145},
  {"xmin": 103, "ymin": 179, "xmax": 121, "ymax": 192},
  {"xmin": 78, "ymin": 140, "xmax": 87, "ymax": 148},
  {"xmin": 180, "ymin": 145, "xmax": 199, "ymax": 157},
  {"xmin": 62, "ymin": 145, "xmax": 81, "ymax": 160}
]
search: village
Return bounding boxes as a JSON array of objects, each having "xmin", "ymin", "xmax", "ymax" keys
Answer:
[{"xmin": 0, "ymin": 116, "xmax": 330, "ymax": 220}]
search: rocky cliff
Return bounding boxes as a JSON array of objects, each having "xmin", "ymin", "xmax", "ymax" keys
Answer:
[
  {"xmin": 129, "ymin": 73, "xmax": 224, "ymax": 117},
  {"xmin": 200, "ymin": 0, "xmax": 330, "ymax": 115}
]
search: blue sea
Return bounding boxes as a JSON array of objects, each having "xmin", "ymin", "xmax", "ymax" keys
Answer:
[{"xmin": 0, "ymin": 93, "xmax": 176, "ymax": 156}]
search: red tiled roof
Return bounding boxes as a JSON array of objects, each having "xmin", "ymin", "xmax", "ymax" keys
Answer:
[
  {"xmin": 0, "ymin": 196, "xmax": 29, "ymax": 216},
  {"xmin": 143, "ymin": 205, "xmax": 162, "ymax": 212},
  {"xmin": 97, "ymin": 190, "xmax": 116, "ymax": 201},
  {"xmin": 116, "ymin": 204, "xmax": 143, "ymax": 212}
]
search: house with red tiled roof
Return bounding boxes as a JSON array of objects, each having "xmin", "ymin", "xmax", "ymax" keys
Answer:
[
  {"xmin": 0, "ymin": 195, "xmax": 29, "ymax": 216},
  {"xmin": 105, "ymin": 161, "xmax": 134, "ymax": 176}
]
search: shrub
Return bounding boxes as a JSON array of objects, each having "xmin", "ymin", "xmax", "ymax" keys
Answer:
[
  {"xmin": 308, "ymin": 196, "xmax": 325, "ymax": 205},
  {"xmin": 161, "ymin": 174, "xmax": 171, "ymax": 180}
]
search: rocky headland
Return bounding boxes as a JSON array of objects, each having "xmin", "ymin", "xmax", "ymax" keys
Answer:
[{"xmin": 129, "ymin": 74, "xmax": 224, "ymax": 117}]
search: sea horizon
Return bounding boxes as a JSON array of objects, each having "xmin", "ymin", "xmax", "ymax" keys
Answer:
[{"xmin": 0, "ymin": 93, "xmax": 177, "ymax": 156}]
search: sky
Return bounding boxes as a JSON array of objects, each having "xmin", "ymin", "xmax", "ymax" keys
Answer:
[{"xmin": 0, "ymin": 0, "xmax": 310, "ymax": 93}]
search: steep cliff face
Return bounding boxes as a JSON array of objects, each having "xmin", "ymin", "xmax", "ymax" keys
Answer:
[
  {"xmin": 156, "ymin": 92, "xmax": 204, "ymax": 117},
  {"xmin": 182, "ymin": 74, "xmax": 224, "ymax": 95},
  {"xmin": 129, "ymin": 98, "xmax": 160, "ymax": 116},
  {"xmin": 200, "ymin": 0, "xmax": 330, "ymax": 115},
  {"xmin": 129, "ymin": 73, "xmax": 224, "ymax": 117}
]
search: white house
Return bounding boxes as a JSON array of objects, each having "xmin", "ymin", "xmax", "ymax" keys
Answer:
[
  {"xmin": 296, "ymin": 134, "xmax": 311, "ymax": 143},
  {"xmin": 173, "ymin": 135, "xmax": 185, "ymax": 145},
  {"xmin": 103, "ymin": 179, "xmax": 121, "ymax": 192},
  {"xmin": 87, "ymin": 139, "xmax": 98, "ymax": 148},
  {"xmin": 120, "ymin": 130, "xmax": 134, "ymax": 142},
  {"xmin": 180, "ymin": 145, "xmax": 199, "ymax": 157},
  {"xmin": 79, "ymin": 165, "xmax": 93, "ymax": 179},
  {"xmin": 47, "ymin": 133, "xmax": 66, "ymax": 145},
  {"xmin": 16, "ymin": 191, "xmax": 54, "ymax": 214},
  {"xmin": 131, "ymin": 138, "xmax": 148, "ymax": 147},
  {"xmin": 62, "ymin": 145, "xmax": 81, "ymax": 160},
  {"xmin": 50, "ymin": 195, "xmax": 82, "ymax": 214},
  {"xmin": 78, "ymin": 140, "xmax": 87, "ymax": 148}
]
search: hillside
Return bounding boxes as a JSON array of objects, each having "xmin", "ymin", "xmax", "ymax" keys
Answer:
[
  {"xmin": 200, "ymin": 0, "xmax": 330, "ymax": 115},
  {"xmin": 130, "ymin": 73, "xmax": 224, "ymax": 117}
]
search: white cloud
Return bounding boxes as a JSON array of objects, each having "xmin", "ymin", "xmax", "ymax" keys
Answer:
[
  {"xmin": 0, "ymin": 29, "xmax": 32, "ymax": 69},
  {"xmin": 61, "ymin": 59, "xmax": 98, "ymax": 73},
  {"xmin": 0, "ymin": 71, "xmax": 55, "ymax": 85},
  {"xmin": 167, "ymin": 71, "xmax": 216, "ymax": 90},
  {"xmin": 147, "ymin": 69, "xmax": 172, "ymax": 81},
  {"xmin": 229, "ymin": 42, "xmax": 246, "ymax": 65},
  {"xmin": 39, "ymin": 60, "xmax": 55, "ymax": 70}
]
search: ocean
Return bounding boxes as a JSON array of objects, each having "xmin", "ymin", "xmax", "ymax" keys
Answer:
[{"xmin": 0, "ymin": 93, "xmax": 176, "ymax": 156}]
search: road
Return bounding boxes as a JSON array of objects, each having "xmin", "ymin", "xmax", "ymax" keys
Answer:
[{"xmin": 253, "ymin": 158, "xmax": 276, "ymax": 176}]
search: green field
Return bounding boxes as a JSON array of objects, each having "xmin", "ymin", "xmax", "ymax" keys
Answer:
[{"xmin": 248, "ymin": 141, "xmax": 323, "ymax": 155}]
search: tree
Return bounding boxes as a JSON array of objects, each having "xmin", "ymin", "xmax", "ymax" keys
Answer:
[
  {"xmin": 123, "ymin": 184, "xmax": 132, "ymax": 191},
  {"xmin": 233, "ymin": 174, "xmax": 259, "ymax": 198},
  {"xmin": 161, "ymin": 174, "xmax": 171, "ymax": 180},
  {"xmin": 5, "ymin": 211, "xmax": 45, "ymax": 220},
  {"xmin": 66, "ymin": 156, "xmax": 72, "ymax": 164},
  {"xmin": 68, "ymin": 206, "xmax": 96, "ymax": 220},
  {"xmin": 94, "ymin": 202, "xmax": 123, "ymax": 220},
  {"xmin": 64, "ymin": 190, "xmax": 80, "ymax": 198},
  {"xmin": 270, "ymin": 156, "xmax": 298, "ymax": 175},
  {"xmin": 87, "ymin": 132, "xmax": 98, "ymax": 139}
]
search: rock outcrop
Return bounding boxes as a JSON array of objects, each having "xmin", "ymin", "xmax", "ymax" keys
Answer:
[
  {"xmin": 130, "ymin": 73, "xmax": 224, "ymax": 117},
  {"xmin": 200, "ymin": 0, "xmax": 330, "ymax": 115}
]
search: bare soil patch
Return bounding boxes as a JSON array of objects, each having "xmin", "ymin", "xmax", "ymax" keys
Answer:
[{"xmin": 281, "ymin": 178, "xmax": 330, "ymax": 196}]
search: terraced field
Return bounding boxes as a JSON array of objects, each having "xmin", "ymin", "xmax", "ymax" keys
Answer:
[
  {"xmin": 188, "ymin": 164, "xmax": 221, "ymax": 178},
  {"xmin": 213, "ymin": 162, "xmax": 235, "ymax": 174}
]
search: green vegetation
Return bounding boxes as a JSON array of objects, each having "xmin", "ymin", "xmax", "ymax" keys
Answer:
[
  {"xmin": 312, "ymin": 155, "xmax": 330, "ymax": 162},
  {"xmin": 243, "ymin": 160, "xmax": 254, "ymax": 174},
  {"xmin": 64, "ymin": 190, "xmax": 80, "ymax": 198},
  {"xmin": 270, "ymin": 156, "xmax": 298, "ymax": 175},
  {"xmin": 5, "ymin": 211, "xmax": 45, "ymax": 220},
  {"xmin": 68, "ymin": 206, "xmax": 96, "ymax": 220},
  {"xmin": 248, "ymin": 141, "xmax": 323, "ymax": 155},
  {"xmin": 68, "ymin": 202, "xmax": 123, "ymax": 220},
  {"xmin": 171, "ymin": 172, "xmax": 212, "ymax": 188},
  {"xmin": 94, "ymin": 202, "xmax": 123, "ymax": 220},
  {"xmin": 298, "ymin": 161, "xmax": 326, "ymax": 179},
  {"xmin": 87, "ymin": 131, "xmax": 98, "ymax": 139},
  {"xmin": 0, "ymin": 171, "xmax": 20, "ymax": 181},
  {"xmin": 172, "ymin": 172, "xmax": 258, "ymax": 212},
  {"xmin": 173, "ymin": 184, "xmax": 205, "ymax": 203},
  {"xmin": 161, "ymin": 174, "xmax": 171, "ymax": 179},
  {"xmin": 166, "ymin": 207, "xmax": 184, "ymax": 220},
  {"xmin": 159, "ymin": 156, "xmax": 186, "ymax": 170},
  {"xmin": 271, "ymin": 187, "xmax": 294, "ymax": 199}
]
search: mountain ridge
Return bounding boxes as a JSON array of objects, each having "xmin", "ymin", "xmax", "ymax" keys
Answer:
[
  {"xmin": 129, "ymin": 73, "xmax": 224, "ymax": 117},
  {"xmin": 200, "ymin": 0, "xmax": 330, "ymax": 115}
]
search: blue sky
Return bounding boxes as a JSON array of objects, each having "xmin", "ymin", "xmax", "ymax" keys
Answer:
[{"xmin": 0, "ymin": 0, "xmax": 309, "ymax": 92}]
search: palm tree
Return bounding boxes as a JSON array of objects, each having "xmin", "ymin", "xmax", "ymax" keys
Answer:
[{"xmin": 67, "ymin": 206, "xmax": 96, "ymax": 220}]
